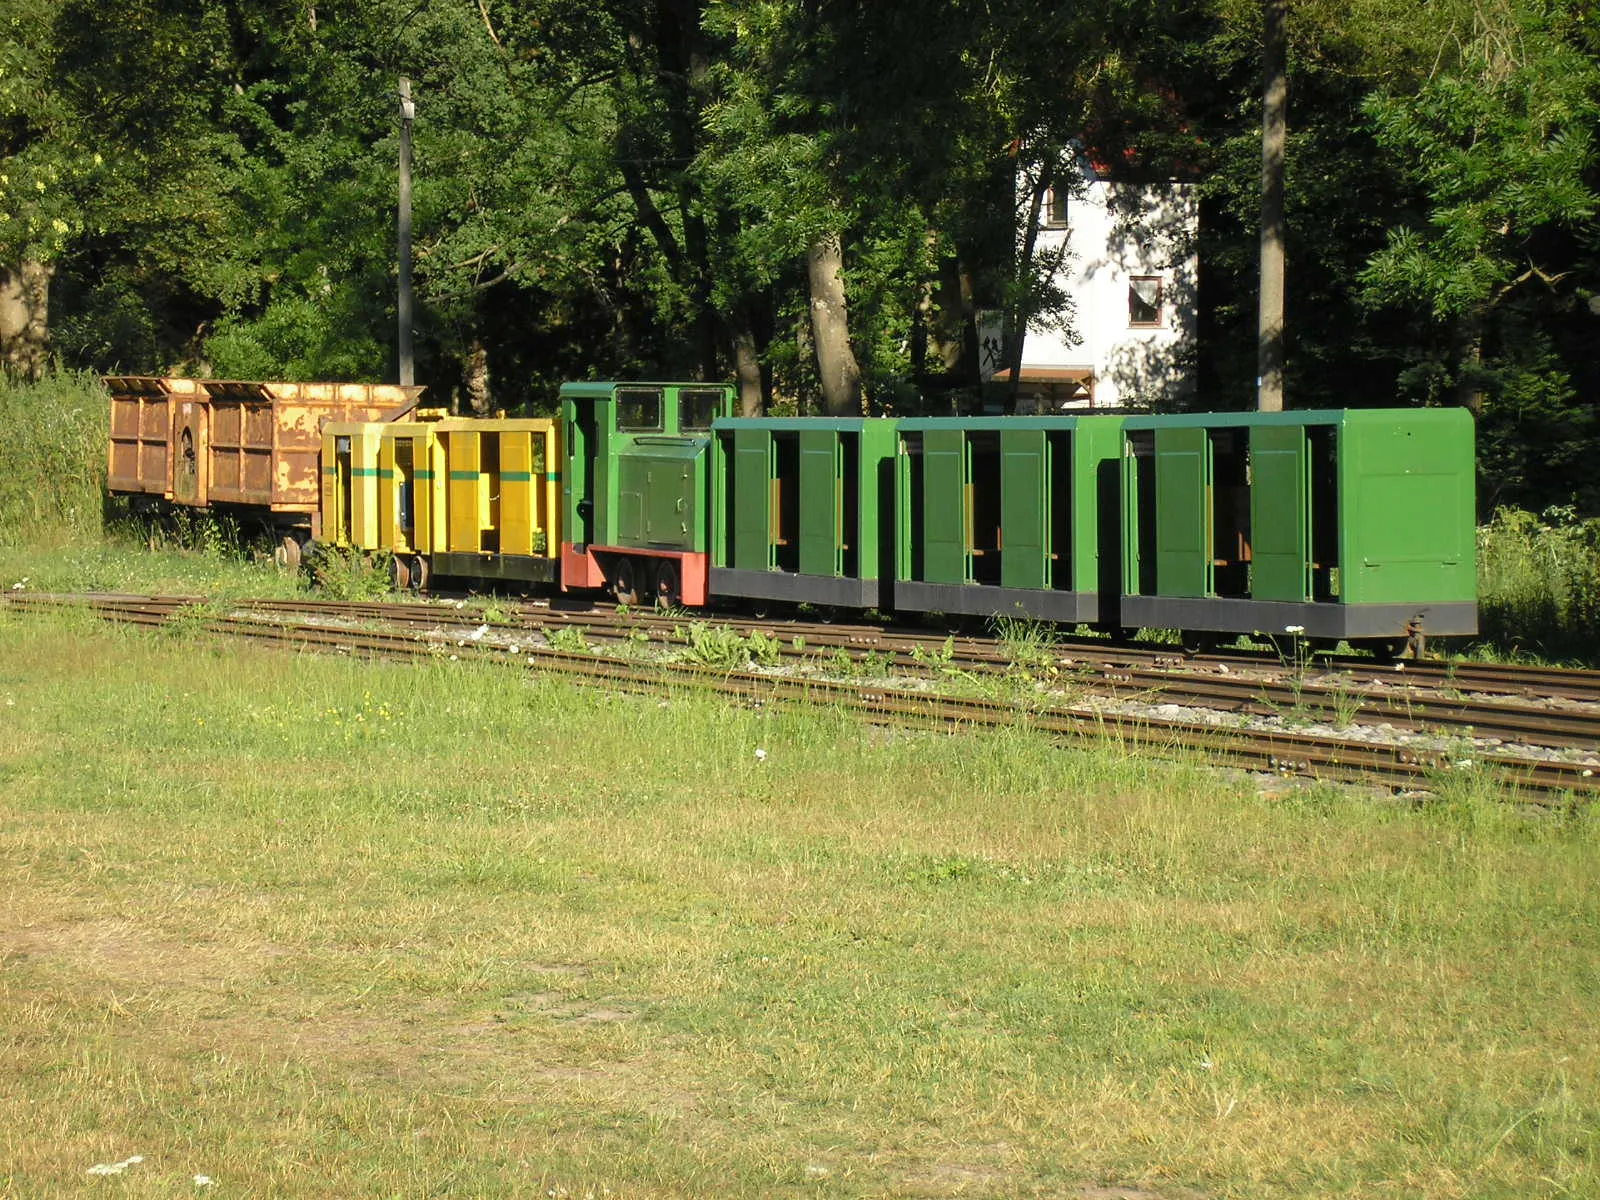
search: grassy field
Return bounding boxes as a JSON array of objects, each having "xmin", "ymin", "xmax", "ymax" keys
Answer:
[
  {"xmin": 2, "ymin": 369, "xmax": 1599, "ymax": 1194},
  {"xmin": 2, "ymin": 608, "xmax": 1597, "ymax": 1198}
]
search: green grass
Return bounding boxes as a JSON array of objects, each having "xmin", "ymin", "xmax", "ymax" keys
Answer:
[
  {"xmin": 2, "ymin": 610, "xmax": 1597, "ymax": 1198},
  {"xmin": 0, "ymin": 369, "xmax": 109, "ymax": 543},
  {"xmin": 1475, "ymin": 506, "xmax": 1600, "ymax": 665},
  {"xmin": 0, "ymin": 529, "xmax": 313, "ymax": 601}
]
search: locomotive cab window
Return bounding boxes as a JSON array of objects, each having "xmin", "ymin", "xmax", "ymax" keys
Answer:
[
  {"xmin": 617, "ymin": 389, "xmax": 663, "ymax": 432},
  {"xmin": 679, "ymin": 389, "xmax": 722, "ymax": 432}
]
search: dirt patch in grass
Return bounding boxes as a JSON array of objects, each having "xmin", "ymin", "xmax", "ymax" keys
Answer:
[{"xmin": 0, "ymin": 915, "xmax": 292, "ymax": 989}]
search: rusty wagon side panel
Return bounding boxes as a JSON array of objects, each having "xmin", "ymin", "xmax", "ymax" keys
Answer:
[
  {"xmin": 105, "ymin": 375, "xmax": 205, "ymax": 499},
  {"xmin": 105, "ymin": 376, "xmax": 422, "ymax": 542},
  {"xmin": 201, "ymin": 381, "xmax": 423, "ymax": 523}
]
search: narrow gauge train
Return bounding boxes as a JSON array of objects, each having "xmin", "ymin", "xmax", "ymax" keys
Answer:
[
  {"xmin": 105, "ymin": 375, "xmax": 1477, "ymax": 654},
  {"xmin": 315, "ymin": 380, "xmax": 1477, "ymax": 657}
]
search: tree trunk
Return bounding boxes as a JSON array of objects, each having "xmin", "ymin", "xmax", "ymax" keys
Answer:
[
  {"xmin": 1256, "ymin": 0, "xmax": 1288, "ymax": 412},
  {"xmin": 0, "ymin": 256, "xmax": 52, "ymax": 381},
  {"xmin": 1452, "ymin": 314, "xmax": 1485, "ymax": 416},
  {"xmin": 1006, "ymin": 160, "xmax": 1052, "ymax": 413},
  {"xmin": 727, "ymin": 305, "xmax": 766, "ymax": 417},
  {"xmin": 919, "ymin": 239, "xmax": 976, "ymax": 386},
  {"xmin": 464, "ymin": 339, "xmax": 492, "ymax": 415},
  {"xmin": 806, "ymin": 232, "xmax": 863, "ymax": 416}
]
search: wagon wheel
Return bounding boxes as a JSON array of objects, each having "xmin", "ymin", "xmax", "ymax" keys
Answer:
[
  {"xmin": 611, "ymin": 558, "xmax": 640, "ymax": 607},
  {"xmin": 653, "ymin": 560, "xmax": 681, "ymax": 610},
  {"xmin": 409, "ymin": 554, "xmax": 431, "ymax": 593},
  {"xmin": 389, "ymin": 554, "xmax": 413, "ymax": 592},
  {"xmin": 1179, "ymin": 629, "xmax": 1217, "ymax": 656}
]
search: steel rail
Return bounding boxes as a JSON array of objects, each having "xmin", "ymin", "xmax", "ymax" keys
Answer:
[
  {"xmin": 7, "ymin": 592, "xmax": 1597, "ymax": 804},
  {"xmin": 207, "ymin": 596, "xmax": 1600, "ymax": 752},
  {"xmin": 11, "ymin": 592, "xmax": 1600, "ymax": 755}
]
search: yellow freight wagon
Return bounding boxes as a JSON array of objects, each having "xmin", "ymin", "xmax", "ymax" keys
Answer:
[{"xmin": 322, "ymin": 416, "xmax": 562, "ymax": 590}]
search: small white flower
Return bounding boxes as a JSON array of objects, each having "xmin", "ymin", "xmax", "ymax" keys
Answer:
[
  {"xmin": 87, "ymin": 1155, "xmax": 144, "ymax": 1176},
  {"xmin": 1199, "ymin": 1056, "xmax": 1214, "ymax": 1070},
  {"xmin": 508, "ymin": 644, "xmax": 520, "ymax": 654},
  {"xmin": 754, "ymin": 747, "xmax": 768, "ymax": 762},
  {"xmin": 194, "ymin": 1175, "xmax": 214, "ymax": 1187},
  {"xmin": 449, "ymin": 654, "xmax": 459, "ymax": 661},
  {"xmin": 1283, "ymin": 624, "xmax": 1304, "ymax": 635},
  {"xmin": 470, "ymin": 624, "xmax": 489, "ymax": 641}
]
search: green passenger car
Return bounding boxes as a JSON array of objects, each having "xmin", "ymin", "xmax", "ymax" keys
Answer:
[
  {"xmin": 710, "ymin": 418, "xmax": 900, "ymax": 608},
  {"xmin": 893, "ymin": 416, "xmax": 1126, "ymax": 623},
  {"xmin": 1119, "ymin": 408, "xmax": 1477, "ymax": 649}
]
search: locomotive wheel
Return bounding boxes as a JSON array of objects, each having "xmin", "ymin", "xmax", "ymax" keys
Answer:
[
  {"xmin": 611, "ymin": 558, "xmax": 640, "ymax": 607},
  {"xmin": 654, "ymin": 560, "xmax": 681, "ymax": 609},
  {"xmin": 409, "ymin": 554, "xmax": 431, "ymax": 592},
  {"xmin": 389, "ymin": 554, "xmax": 413, "ymax": 591},
  {"xmin": 1179, "ymin": 629, "xmax": 1217, "ymax": 656}
]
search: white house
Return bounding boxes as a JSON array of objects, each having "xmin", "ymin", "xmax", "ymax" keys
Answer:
[{"xmin": 995, "ymin": 147, "xmax": 1199, "ymax": 411}]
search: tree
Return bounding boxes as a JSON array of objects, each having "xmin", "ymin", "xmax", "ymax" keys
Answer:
[
  {"xmin": 0, "ymin": 0, "xmax": 88, "ymax": 376},
  {"xmin": 1360, "ymin": 1, "xmax": 1600, "ymax": 413}
]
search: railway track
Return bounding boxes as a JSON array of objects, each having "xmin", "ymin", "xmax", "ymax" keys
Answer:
[
  {"xmin": 6, "ymin": 591, "xmax": 1598, "ymax": 805},
  {"xmin": 179, "ymin": 594, "xmax": 1600, "ymax": 752}
]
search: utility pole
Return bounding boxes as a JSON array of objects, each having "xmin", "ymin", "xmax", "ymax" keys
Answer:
[
  {"xmin": 1257, "ymin": 0, "xmax": 1287, "ymax": 412},
  {"xmin": 397, "ymin": 77, "xmax": 415, "ymax": 387}
]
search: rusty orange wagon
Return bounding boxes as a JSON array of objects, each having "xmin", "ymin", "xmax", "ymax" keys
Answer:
[{"xmin": 105, "ymin": 375, "xmax": 422, "ymax": 566}]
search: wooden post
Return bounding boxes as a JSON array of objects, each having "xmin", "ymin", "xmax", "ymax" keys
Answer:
[
  {"xmin": 1257, "ymin": 0, "xmax": 1287, "ymax": 412},
  {"xmin": 398, "ymin": 77, "xmax": 415, "ymax": 388}
]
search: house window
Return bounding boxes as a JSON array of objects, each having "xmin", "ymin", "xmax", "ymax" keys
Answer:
[
  {"xmin": 1129, "ymin": 276, "xmax": 1164, "ymax": 327},
  {"xmin": 1044, "ymin": 187, "xmax": 1069, "ymax": 228}
]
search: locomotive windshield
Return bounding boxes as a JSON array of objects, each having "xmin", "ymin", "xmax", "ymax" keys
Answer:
[
  {"xmin": 679, "ymin": 389, "xmax": 722, "ymax": 432},
  {"xmin": 617, "ymin": 389, "xmax": 662, "ymax": 432}
]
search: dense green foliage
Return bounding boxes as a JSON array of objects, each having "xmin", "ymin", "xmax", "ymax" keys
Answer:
[
  {"xmin": 2, "ymin": 0, "xmax": 1597, "ymax": 505},
  {"xmin": 1476, "ymin": 506, "xmax": 1600, "ymax": 663},
  {"xmin": 0, "ymin": 369, "xmax": 104, "ymax": 541}
]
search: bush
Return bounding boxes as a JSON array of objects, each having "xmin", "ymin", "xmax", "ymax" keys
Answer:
[
  {"xmin": 308, "ymin": 543, "xmax": 395, "ymax": 601},
  {"xmin": 1476, "ymin": 506, "xmax": 1600, "ymax": 664},
  {"xmin": 0, "ymin": 369, "xmax": 108, "ymax": 544}
]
